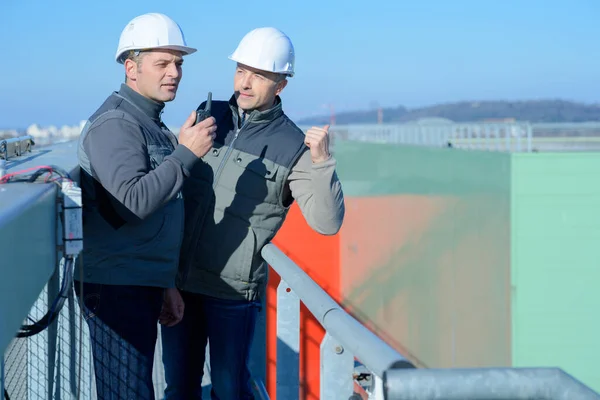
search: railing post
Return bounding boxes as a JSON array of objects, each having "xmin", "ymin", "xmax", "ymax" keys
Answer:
[
  {"xmin": 320, "ymin": 332, "xmax": 354, "ymax": 400},
  {"xmin": 276, "ymin": 279, "xmax": 300, "ymax": 400},
  {"xmin": 526, "ymin": 123, "xmax": 533, "ymax": 152}
]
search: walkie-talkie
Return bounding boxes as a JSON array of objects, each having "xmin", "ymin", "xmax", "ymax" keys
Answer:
[{"xmin": 195, "ymin": 92, "xmax": 212, "ymax": 125}]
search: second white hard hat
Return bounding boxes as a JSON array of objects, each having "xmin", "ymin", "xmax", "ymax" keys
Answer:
[
  {"xmin": 229, "ymin": 27, "xmax": 295, "ymax": 77},
  {"xmin": 115, "ymin": 13, "xmax": 197, "ymax": 64}
]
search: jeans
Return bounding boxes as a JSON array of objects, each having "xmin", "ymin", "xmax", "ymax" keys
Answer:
[
  {"xmin": 74, "ymin": 281, "xmax": 164, "ymax": 400},
  {"xmin": 161, "ymin": 292, "xmax": 261, "ymax": 400}
]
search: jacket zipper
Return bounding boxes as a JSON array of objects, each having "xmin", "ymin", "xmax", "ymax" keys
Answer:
[
  {"xmin": 212, "ymin": 109, "xmax": 251, "ymax": 188},
  {"xmin": 212, "ymin": 129, "xmax": 239, "ymax": 189},
  {"xmin": 183, "ymin": 114, "xmax": 249, "ymax": 277}
]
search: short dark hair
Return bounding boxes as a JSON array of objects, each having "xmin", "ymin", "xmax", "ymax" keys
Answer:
[{"xmin": 123, "ymin": 50, "xmax": 146, "ymax": 82}]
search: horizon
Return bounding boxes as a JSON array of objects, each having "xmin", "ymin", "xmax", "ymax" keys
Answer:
[{"xmin": 3, "ymin": 97, "xmax": 600, "ymax": 131}]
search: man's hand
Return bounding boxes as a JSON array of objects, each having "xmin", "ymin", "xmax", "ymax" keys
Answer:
[
  {"xmin": 305, "ymin": 124, "xmax": 331, "ymax": 164},
  {"xmin": 159, "ymin": 288, "xmax": 185, "ymax": 327},
  {"xmin": 179, "ymin": 111, "xmax": 217, "ymax": 158}
]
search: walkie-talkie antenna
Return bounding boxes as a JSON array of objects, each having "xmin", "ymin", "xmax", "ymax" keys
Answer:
[{"xmin": 195, "ymin": 92, "xmax": 212, "ymax": 125}]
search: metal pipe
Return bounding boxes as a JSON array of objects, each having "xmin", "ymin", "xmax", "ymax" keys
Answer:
[
  {"xmin": 262, "ymin": 244, "xmax": 339, "ymax": 326},
  {"xmin": 2, "ymin": 135, "xmax": 34, "ymax": 145},
  {"xmin": 324, "ymin": 309, "xmax": 414, "ymax": 376},
  {"xmin": 526, "ymin": 123, "xmax": 533, "ymax": 152},
  {"xmin": 261, "ymin": 243, "xmax": 415, "ymax": 379},
  {"xmin": 252, "ymin": 378, "xmax": 270, "ymax": 400},
  {"xmin": 383, "ymin": 367, "xmax": 600, "ymax": 400},
  {"xmin": 0, "ymin": 135, "xmax": 35, "ymax": 161}
]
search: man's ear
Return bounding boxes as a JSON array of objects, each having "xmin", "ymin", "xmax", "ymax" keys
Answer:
[
  {"xmin": 124, "ymin": 59, "xmax": 138, "ymax": 81},
  {"xmin": 275, "ymin": 79, "xmax": 288, "ymax": 96}
]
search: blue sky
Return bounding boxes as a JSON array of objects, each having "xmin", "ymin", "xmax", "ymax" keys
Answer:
[{"xmin": 0, "ymin": 0, "xmax": 598, "ymax": 128}]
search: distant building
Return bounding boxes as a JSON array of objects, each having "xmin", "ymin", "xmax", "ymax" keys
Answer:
[
  {"xmin": 411, "ymin": 117, "xmax": 454, "ymax": 125},
  {"xmin": 483, "ymin": 118, "xmax": 516, "ymax": 123}
]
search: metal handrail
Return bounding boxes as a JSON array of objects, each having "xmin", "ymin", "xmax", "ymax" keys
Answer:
[
  {"xmin": 1, "ymin": 135, "xmax": 34, "ymax": 145},
  {"xmin": 261, "ymin": 243, "xmax": 415, "ymax": 380},
  {"xmin": 0, "ymin": 135, "xmax": 35, "ymax": 161},
  {"xmin": 262, "ymin": 243, "xmax": 600, "ymax": 399},
  {"xmin": 383, "ymin": 367, "xmax": 600, "ymax": 400}
]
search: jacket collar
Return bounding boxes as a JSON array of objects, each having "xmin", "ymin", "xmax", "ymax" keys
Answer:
[
  {"xmin": 117, "ymin": 83, "xmax": 165, "ymax": 122},
  {"xmin": 228, "ymin": 94, "xmax": 283, "ymax": 127}
]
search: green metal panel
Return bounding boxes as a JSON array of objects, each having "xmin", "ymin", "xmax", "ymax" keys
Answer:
[
  {"xmin": 511, "ymin": 153, "xmax": 600, "ymax": 393},
  {"xmin": 333, "ymin": 140, "xmax": 511, "ymax": 197},
  {"xmin": 334, "ymin": 140, "xmax": 512, "ymax": 368}
]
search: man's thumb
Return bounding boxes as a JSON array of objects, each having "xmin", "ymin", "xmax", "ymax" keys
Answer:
[
  {"xmin": 323, "ymin": 124, "xmax": 330, "ymax": 131},
  {"xmin": 182, "ymin": 111, "xmax": 196, "ymax": 130}
]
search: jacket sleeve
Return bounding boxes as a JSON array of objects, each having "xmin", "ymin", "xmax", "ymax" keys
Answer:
[
  {"xmin": 83, "ymin": 116, "xmax": 199, "ymax": 222},
  {"xmin": 286, "ymin": 150, "xmax": 345, "ymax": 235}
]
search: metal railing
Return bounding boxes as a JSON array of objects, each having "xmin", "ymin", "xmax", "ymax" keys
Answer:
[
  {"xmin": 383, "ymin": 367, "xmax": 600, "ymax": 400},
  {"xmin": 531, "ymin": 122, "xmax": 600, "ymax": 137},
  {"xmin": 300, "ymin": 122, "xmax": 534, "ymax": 153},
  {"xmin": 0, "ymin": 135, "xmax": 35, "ymax": 179},
  {"xmin": 262, "ymin": 244, "xmax": 600, "ymax": 400},
  {"xmin": 0, "ymin": 135, "xmax": 35, "ymax": 161},
  {"xmin": 299, "ymin": 120, "xmax": 600, "ymax": 153},
  {"xmin": 262, "ymin": 243, "xmax": 415, "ymax": 400},
  {"xmin": 0, "ymin": 140, "xmax": 94, "ymax": 400}
]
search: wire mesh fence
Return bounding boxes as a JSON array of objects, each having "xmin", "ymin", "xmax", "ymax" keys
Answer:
[
  {"xmin": 1, "ymin": 259, "xmax": 188, "ymax": 400},
  {"xmin": 3, "ymin": 339, "xmax": 28, "ymax": 399},
  {"xmin": 2, "ymin": 259, "xmax": 95, "ymax": 400},
  {"xmin": 1, "ymin": 279, "xmax": 199, "ymax": 400}
]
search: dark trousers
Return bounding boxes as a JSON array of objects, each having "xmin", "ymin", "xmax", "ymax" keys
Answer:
[
  {"xmin": 74, "ymin": 281, "xmax": 163, "ymax": 400},
  {"xmin": 161, "ymin": 291, "xmax": 261, "ymax": 400}
]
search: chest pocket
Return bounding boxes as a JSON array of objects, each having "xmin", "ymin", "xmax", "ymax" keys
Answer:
[
  {"xmin": 203, "ymin": 144, "xmax": 224, "ymax": 171},
  {"xmin": 148, "ymin": 144, "xmax": 173, "ymax": 169},
  {"xmin": 230, "ymin": 150, "xmax": 281, "ymax": 202}
]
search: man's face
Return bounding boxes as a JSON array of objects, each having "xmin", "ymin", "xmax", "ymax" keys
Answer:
[
  {"xmin": 125, "ymin": 49, "xmax": 184, "ymax": 103},
  {"xmin": 234, "ymin": 63, "xmax": 287, "ymax": 112}
]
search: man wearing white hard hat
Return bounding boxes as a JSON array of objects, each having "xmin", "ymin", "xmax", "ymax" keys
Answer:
[
  {"xmin": 161, "ymin": 27, "xmax": 345, "ymax": 399},
  {"xmin": 75, "ymin": 13, "xmax": 216, "ymax": 399}
]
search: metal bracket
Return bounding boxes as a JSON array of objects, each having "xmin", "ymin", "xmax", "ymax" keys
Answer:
[
  {"xmin": 320, "ymin": 332, "xmax": 354, "ymax": 400},
  {"xmin": 0, "ymin": 136, "xmax": 35, "ymax": 161}
]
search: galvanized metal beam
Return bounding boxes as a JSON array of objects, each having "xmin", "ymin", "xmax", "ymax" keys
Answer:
[
  {"xmin": 383, "ymin": 367, "xmax": 600, "ymax": 400},
  {"xmin": 276, "ymin": 279, "xmax": 300, "ymax": 399},
  {"xmin": 0, "ymin": 136, "xmax": 35, "ymax": 162},
  {"xmin": 0, "ymin": 182, "xmax": 58, "ymax": 356},
  {"xmin": 0, "ymin": 141, "xmax": 80, "ymax": 356},
  {"xmin": 320, "ymin": 332, "xmax": 354, "ymax": 400}
]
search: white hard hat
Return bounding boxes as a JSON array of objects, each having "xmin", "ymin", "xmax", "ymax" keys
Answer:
[
  {"xmin": 229, "ymin": 27, "xmax": 295, "ymax": 77},
  {"xmin": 115, "ymin": 13, "xmax": 197, "ymax": 64}
]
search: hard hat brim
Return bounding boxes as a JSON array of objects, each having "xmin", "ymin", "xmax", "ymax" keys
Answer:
[
  {"xmin": 228, "ymin": 55, "xmax": 294, "ymax": 78},
  {"xmin": 116, "ymin": 45, "xmax": 197, "ymax": 64}
]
